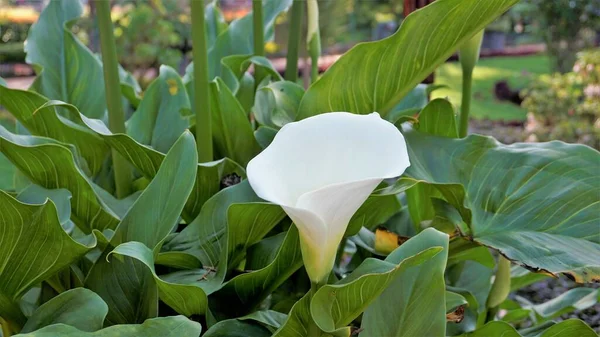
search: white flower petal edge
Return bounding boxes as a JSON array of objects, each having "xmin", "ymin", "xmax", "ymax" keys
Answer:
[{"xmin": 247, "ymin": 112, "xmax": 410, "ymax": 283}]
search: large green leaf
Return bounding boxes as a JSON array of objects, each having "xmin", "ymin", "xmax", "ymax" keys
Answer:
[
  {"xmin": 0, "ymin": 86, "xmax": 109, "ymax": 174},
  {"xmin": 127, "ymin": 65, "xmax": 190, "ymax": 153},
  {"xmin": 21, "ymin": 288, "xmax": 107, "ymax": 333},
  {"xmin": 0, "ymin": 126, "xmax": 119, "ymax": 232},
  {"xmin": 297, "ymin": 0, "xmax": 518, "ymax": 119},
  {"xmin": 459, "ymin": 319, "xmax": 596, "ymax": 337},
  {"xmin": 109, "ymin": 241, "xmax": 209, "ymax": 318},
  {"xmin": 209, "ymin": 78, "xmax": 261, "ymax": 166},
  {"xmin": 404, "ymin": 130, "xmax": 600, "ymax": 282},
  {"xmin": 203, "ymin": 310, "xmax": 286, "ymax": 337},
  {"xmin": 0, "ymin": 192, "xmax": 95, "ymax": 326},
  {"xmin": 360, "ymin": 228, "xmax": 449, "ymax": 336},
  {"xmin": 530, "ymin": 288, "xmax": 599, "ymax": 320},
  {"xmin": 36, "ymin": 100, "xmax": 243, "ymax": 221},
  {"xmin": 85, "ymin": 132, "xmax": 197, "ymax": 325},
  {"xmin": 25, "ymin": 0, "xmax": 136, "ymax": 120},
  {"xmin": 273, "ymin": 229, "xmax": 444, "ymax": 336},
  {"xmin": 211, "ymin": 227, "xmax": 303, "ymax": 318},
  {"xmin": 164, "ymin": 181, "xmax": 285, "ymax": 284},
  {"xmin": 14, "ymin": 316, "xmax": 202, "ymax": 337},
  {"xmin": 25, "ymin": 0, "xmax": 82, "ymax": 105}
]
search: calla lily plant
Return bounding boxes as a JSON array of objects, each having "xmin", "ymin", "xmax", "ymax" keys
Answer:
[{"xmin": 247, "ymin": 112, "xmax": 410, "ymax": 284}]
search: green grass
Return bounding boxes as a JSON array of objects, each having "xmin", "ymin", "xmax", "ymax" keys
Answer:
[{"xmin": 433, "ymin": 54, "xmax": 551, "ymax": 121}]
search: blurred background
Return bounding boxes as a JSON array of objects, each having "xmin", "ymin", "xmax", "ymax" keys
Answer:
[{"xmin": 0, "ymin": 0, "xmax": 599, "ymax": 148}]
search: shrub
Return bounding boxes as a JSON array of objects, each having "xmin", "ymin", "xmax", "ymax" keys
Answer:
[{"xmin": 522, "ymin": 49, "xmax": 600, "ymax": 148}]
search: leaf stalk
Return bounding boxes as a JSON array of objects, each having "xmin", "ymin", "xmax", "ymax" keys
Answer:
[
  {"xmin": 95, "ymin": 0, "xmax": 131, "ymax": 198},
  {"xmin": 191, "ymin": 0, "xmax": 213, "ymax": 162}
]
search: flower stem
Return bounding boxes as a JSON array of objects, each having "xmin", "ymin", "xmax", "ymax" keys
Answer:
[
  {"xmin": 307, "ymin": 281, "xmax": 324, "ymax": 336},
  {"xmin": 95, "ymin": 0, "xmax": 131, "ymax": 198},
  {"xmin": 191, "ymin": 0, "xmax": 213, "ymax": 162},
  {"xmin": 458, "ymin": 70, "xmax": 473, "ymax": 138},
  {"xmin": 458, "ymin": 30, "xmax": 484, "ymax": 138},
  {"xmin": 306, "ymin": 0, "xmax": 321, "ymax": 83},
  {"xmin": 284, "ymin": 0, "xmax": 303, "ymax": 82},
  {"xmin": 253, "ymin": 0, "xmax": 264, "ymax": 57}
]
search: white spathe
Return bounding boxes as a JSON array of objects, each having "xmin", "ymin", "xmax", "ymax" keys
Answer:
[{"xmin": 247, "ymin": 112, "xmax": 410, "ymax": 283}]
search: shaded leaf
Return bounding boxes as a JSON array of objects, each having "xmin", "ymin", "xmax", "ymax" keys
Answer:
[
  {"xmin": 210, "ymin": 77, "xmax": 261, "ymax": 166},
  {"xmin": 360, "ymin": 228, "xmax": 449, "ymax": 337},
  {"xmin": 0, "ymin": 86, "xmax": 109, "ymax": 174},
  {"xmin": 127, "ymin": 65, "xmax": 190, "ymax": 153},
  {"xmin": 14, "ymin": 316, "xmax": 202, "ymax": 337},
  {"xmin": 85, "ymin": 132, "xmax": 197, "ymax": 324},
  {"xmin": 405, "ymin": 130, "xmax": 600, "ymax": 282},
  {"xmin": 0, "ymin": 125, "xmax": 119, "ymax": 232},
  {"xmin": 0, "ymin": 192, "xmax": 95, "ymax": 326},
  {"xmin": 21, "ymin": 288, "xmax": 107, "ymax": 333}
]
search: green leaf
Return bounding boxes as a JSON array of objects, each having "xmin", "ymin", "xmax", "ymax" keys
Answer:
[
  {"xmin": 0, "ymin": 192, "xmax": 95, "ymax": 326},
  {"xmin": 536, "ymin": 319, "xmax": 597, "ymax": 337},
  {"xmin": 446, "ymin": 291, "xmax": 468, "ymax": 313},
  {"xmin": 109, "ymin": 241, "xmax": 209, "ymax": 317},
  {"xmin": 21, "ymin": 288, "xmax": 107, "ymax": 333},
  {"xmin": 25, "ymin": 0, "xmax": 82, "ymax": 106},
  {"xmin": 0, "ymin": 86, "xmax": 109, "ymax": 174},
  {"xmin": 210, "ymin": 78, "xmax": 261, "ymax": 166},
  {"xmin": 17, "ymin": 184, "xmax": 74, "ymax": 233},
  {"xmin": 0, "ymin": 125, "xmax": 120, "ymax": 232},
  {"xmin": 127, "ymin": 65, "xmax": 190, "ymax": 153},
  {"xmin": 458, "ymin": 321, "xmax": 520, "ymax": 337},
  {"xmin": 345, "ymin": 194, "xmax": 401, "ymax": 236},
  {"xmin": 35, "ymin": 100, "xmax": 243, "ymax": 221},
  {"xmin": 297, "ymin": 0, "xmax": 518, "ymax": 119},
  {"xmin": 212, "ymin": 227, "xmax": 303, "ymax": 318},
  {"xmin": 360, "ymin": 228, "xmax": 449, "ymax": 337},
  {"xmin": 254, "ymin": 81, "xmax": 305, "ymax": 128},
  {"xmin": 459, "ymin": 319, "xmax": 596, "ymax": 337},
  {"xmin": 0, "ymin": 153, "xmax": 15, "ymax": 191},
  {"xmin": 25, "ymin": 1, "xmax": 134, "ymax": 120},
  {"xmin": 186, "ymin": 0, "xmax": 292, "ymax": 80},
  {"xmin": 386, "ymin": 84, "xmax": 429, "ymax": 122},
  {"xmin": 14, "ymin": 316, "xmax": 202, "ymax": 337},
  {"xmin": 203, "ymin": 310, "xmax": 286, "ymax": 337},
  {"xmin": 85, "ymin": 132, "xmax": 197, "ymax": 325},
  {"xmin": 448, "ymin": 238, "xmax": 495, "ymax": 269},
  {"xmin": 205, "ymin": 3, "xmax": 228, "ymax": 48},
  {"xmin": 510, "ymin": 266, "xmax": 549, "ymax": 292},
  {"xmin": 405, "ymin": 99, "xmax": 457, "ymax": 230},
  {"xmin": 164, "ymin": 181, "xmax": 285, "ymax": 288},
  {"xmin": 255, "ymin": 126, "xmax": 278, "ymax": 149},
  {"xmin": 418, "ymin": 98, "xmax": 458, "ymax": 138},
  {"xmin": 404, "ymin": 131, "xmax": 600, "ymax": 282},
  {"xmin": 221, "ymin": 55, "xmax": 282, "ymax": 93},
  {"xmin": 273, "ymin": 229, "xmax": 444, "ymax": 336},
  {"xmin": 531, "ymin": 288, "xmax": 598, "ymax": 320}
]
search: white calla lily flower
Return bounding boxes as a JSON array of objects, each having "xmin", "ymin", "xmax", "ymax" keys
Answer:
[{"xmin": 247, "ymin": 112, "xmax": 410, "ymax": 284}]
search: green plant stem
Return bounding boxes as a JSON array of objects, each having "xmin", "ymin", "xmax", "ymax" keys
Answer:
[
  {"xmin": 307, "ymin": 281, "xmax": 324, "ymax": 336},
  {"xmin": 284, "ymin": 0, "xmax": 303, "ymax": 82},
  {"xmin": 191, "ymin": 0, "xmax": 213, "ymax": 162},
  {"xmin": 458, "ymin": 70, "xmax": 473, "ymax": 138},
  {"xmin": 252, "ymin": 0, "xmax": 264, "ymax": 57},
  {"xmin": 95, "ymin": 0, "xmax": 131, "ymax": 198}
]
